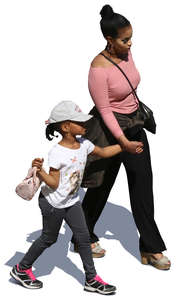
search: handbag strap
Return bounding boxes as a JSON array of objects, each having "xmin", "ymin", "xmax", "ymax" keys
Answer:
[
  {"xmin": 32, "ymin": 167, "xmax": 38, "ymax": 179},
  {"xmin": 26, "ymin": 167, "xmax": 38, "ymax": 182},
  {"xmin": 100, "ymin": 52, "xmax": 140, "ymax": 102}
]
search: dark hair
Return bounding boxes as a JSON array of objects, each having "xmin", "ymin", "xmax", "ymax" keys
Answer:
[
  {"xmin": 45, "ymin": 122, "xmax": 62, "ymax": 141},
  {"xmin": 100, "ymin": 5, "xmax": 130, "ymax": 38}
]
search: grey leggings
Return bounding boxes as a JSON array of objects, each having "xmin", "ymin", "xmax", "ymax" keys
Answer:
[{"xmin": 19, "ymin": 193, "xmax": 96, "ymax": 281}]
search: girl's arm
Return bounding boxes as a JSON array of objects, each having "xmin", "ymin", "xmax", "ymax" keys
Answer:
[
  {"xmin": 90, "ymin": 145, "xmax": 122, "ymax": 158},
  {"xmin": 90, "ymin": 144, "xmax": 143, "ymax": 158},
  {"xmin": 32, "ymin": 158, "xmax": 60, "ymax": 190}
]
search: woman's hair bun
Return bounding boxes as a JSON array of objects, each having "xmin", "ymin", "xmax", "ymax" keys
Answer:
[{"xmin": 100, "ymin": 4, "xmax": 115, "ymax": 19}]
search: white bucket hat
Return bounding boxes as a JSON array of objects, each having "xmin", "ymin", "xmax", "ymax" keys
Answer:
[{"xmin": 45, "ymin": 101, "xmax": 93, "ymax": 124}]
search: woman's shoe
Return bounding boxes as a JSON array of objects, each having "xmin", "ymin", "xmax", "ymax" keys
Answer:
[
  {"xmin": 74, "ymin": 242, "xmax": 106, "ymax": 258},
  {"xmin": 140, "ymin": 252, "xmax": 171, "ymax": 270}
]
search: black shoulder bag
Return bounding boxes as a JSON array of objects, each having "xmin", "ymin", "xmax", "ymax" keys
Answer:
[{"xmin": 100, "ymin": 53, "xmax": 156, "ymax": 134}]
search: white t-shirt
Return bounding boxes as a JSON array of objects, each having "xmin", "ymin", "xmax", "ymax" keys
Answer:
[{"xmin": 41, "ymin": 137, "xmax": 95, "ymax": 209}]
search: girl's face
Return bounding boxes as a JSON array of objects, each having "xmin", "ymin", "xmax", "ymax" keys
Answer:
[
  {"xmin": 107, "ymin": 25, "xmax": 133, "ymax": 58},
  {"xmin": 69, "ymin": 121, "xmax": 87, "ymax": 136}
]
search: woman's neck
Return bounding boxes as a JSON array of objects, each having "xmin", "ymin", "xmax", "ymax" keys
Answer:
[
  {"xmin": 104, "ymin": 47, "xmax": 118, "ymax": 59},
  {"xmin": 103, "ymin": 47, "xmax": 129, "ymax": 61}
]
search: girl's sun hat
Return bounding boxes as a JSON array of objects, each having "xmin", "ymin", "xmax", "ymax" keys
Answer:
[{"xmin": 45, "ymin": 101, "xmax": 93, "ymax": 124}]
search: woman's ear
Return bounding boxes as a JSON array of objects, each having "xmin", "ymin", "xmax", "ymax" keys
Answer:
[{"xmin": 106, "ymin": 36, "xmax": 113, "ymax": 45}]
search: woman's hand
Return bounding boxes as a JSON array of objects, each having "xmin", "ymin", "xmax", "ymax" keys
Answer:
[
  {"xmin": 118, "ymin": 135, "xmax": 143, "ymax": 154},
  {"xmin": 32, "ymin": 158, "xmax": 44, "ymax": 172},
  {"xmin": 124, "ymin": 141, "xmax": 144, "ymax": 154}
]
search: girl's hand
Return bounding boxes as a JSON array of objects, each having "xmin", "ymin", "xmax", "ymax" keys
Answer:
[
  {"xmin": 32, "ymin": 158, "xmax": 44, "ymax": 172},
  {"xmin": 136, "ymin": 146, "xmax": 144, "ymax": 154}
]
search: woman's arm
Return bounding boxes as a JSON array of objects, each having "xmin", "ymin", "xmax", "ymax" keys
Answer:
[
  {"xmin": 89, "ymin": 67, "xmax": 124, "ymax": 139},
  {"xmin": 32, "ymin": 158, "xmax": 60, "ymax": 190},
  {"xmin": 89, "ymin": 67, "xmax": 143, "ymax": 153}
]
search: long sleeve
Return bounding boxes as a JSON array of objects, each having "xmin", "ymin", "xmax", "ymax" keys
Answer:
[{"xmin": 88, "ymin": 67, "xmax": 124, "ymax": 139}]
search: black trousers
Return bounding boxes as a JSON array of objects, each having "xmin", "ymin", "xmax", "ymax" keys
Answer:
[
  {"xmin": 74, "ymin": 129, "xmax": 166, "ymax": 253},
  {"xmin": 19, "ymin": 193, "xmax": 96, "ymax": 281}
]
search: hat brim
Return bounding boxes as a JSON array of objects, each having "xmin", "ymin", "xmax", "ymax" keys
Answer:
[
  {"xmin": 48, "ymin": 113, "xmax": 93, "ymax": 124},
  {"xmin": 69, "ymin": 113, "xmax": 93, "ymax": 122}
]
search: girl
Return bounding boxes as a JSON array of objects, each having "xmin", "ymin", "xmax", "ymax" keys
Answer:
[{"xmin": 10, "ymin": 101, "xmax": 143, "ymax": 294}]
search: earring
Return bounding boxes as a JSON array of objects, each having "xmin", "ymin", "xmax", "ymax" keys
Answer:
[
  {"xmin": 106, "ymin": 43, "xmax": 114, "ymax": 55},
  {"xmin": 106, "ymin": 43, "xmax": 111, "ymax": 52}
]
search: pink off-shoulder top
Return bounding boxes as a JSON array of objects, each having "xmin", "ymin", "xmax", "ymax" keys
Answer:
[{"xmin": 88, "ymin": 51, "xmax": 141, "ymax": 139}]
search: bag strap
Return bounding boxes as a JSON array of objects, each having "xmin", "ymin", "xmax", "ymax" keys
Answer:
[
  {"xmin": 100, "ymin": 52, "xmax": 140, "ymax": 102},
  {"xmin": 32, "ymin": 167, "xmax": 38, "ymax": 179},
  {"xmin": 26, "ymin": 167, "xmax": 38, "ymax": 182}
]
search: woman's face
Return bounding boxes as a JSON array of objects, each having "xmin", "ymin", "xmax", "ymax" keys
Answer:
[{"xmin": 107, "ymin": 25, "xmax": 133, "ymax": 57}]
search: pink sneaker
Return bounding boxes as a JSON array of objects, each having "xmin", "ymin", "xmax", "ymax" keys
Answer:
[
  {"xmin": 10, "ymin": 264, "xmax": 43, "ymax": 289},
  {"xmin": 84, "ymin": 274, "xmax": 116, "ymax": 294}
]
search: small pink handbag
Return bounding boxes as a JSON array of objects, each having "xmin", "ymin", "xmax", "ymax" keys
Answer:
[{"xmin": 15, "ymin": 167, "xmax": 41, "ymax": 200}]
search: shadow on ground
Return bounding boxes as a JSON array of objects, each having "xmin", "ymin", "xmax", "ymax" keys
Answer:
[{"xmin": 6, "ymin": 188, "xmax": 139, "ymax": 286}]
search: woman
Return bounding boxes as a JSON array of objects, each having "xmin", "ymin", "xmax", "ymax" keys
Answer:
[{"xmin": 73, "ymin": 4, "xmax": 170, "ymax": 270}]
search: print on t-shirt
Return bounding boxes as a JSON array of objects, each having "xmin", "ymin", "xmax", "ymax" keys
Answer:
[{"xmin": 69, "ymin": 170, "xmax": 81, "ymax": 196}]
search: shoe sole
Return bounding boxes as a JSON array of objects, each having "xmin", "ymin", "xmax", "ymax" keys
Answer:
[
  {"xmin": 84, "ymin": 286, "xmax": 116, "ymax": 295},
  {"xmin": 10, "ymin": 271, "xmax": 42, "ymax": 289},
  {"xmin": 92, "ymin": 252, "xmax": 105, "ymax": 258},
  {"xmin": 141, "ymin": 258, "xmax": 171, "ymax": 270},
  {"xmin": 74, "ymin": 248, "xmax": 105, "ymax": 258},
  {"xmin": 148, "ymin": 262, "xmax": 170, "ymax": 270}
]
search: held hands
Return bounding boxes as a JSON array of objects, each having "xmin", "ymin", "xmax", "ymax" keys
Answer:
[
  {"xmin": 118, "ymin": 135, "xmax": 144, "ymax": 154},
  {"xmin": 32, "ymin": 158, "xmax": 44, "ymax": 172},
  {"xmin": 124, "ymin": 141, "xmax": 144, "ymax": 154}
]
